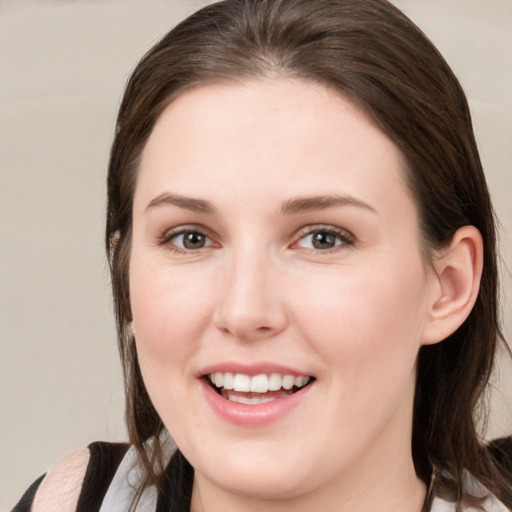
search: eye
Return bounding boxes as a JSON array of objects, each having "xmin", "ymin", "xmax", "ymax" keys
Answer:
[
  {"xmin": 164, "ymin": 228, "xmax": 215, "ymax": 252},
  {"xmin": 294, "ymin": 226, "xmax": 354, "ymax": 252}
]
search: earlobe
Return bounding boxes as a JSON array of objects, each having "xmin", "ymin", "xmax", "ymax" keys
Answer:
[{"xmin": 422, "ymin": 226, "xmax": 483, "ymax": 346}]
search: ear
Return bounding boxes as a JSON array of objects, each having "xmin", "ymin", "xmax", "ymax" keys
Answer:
[{"xmin": 421, "ymin": 225, "xmax": 483, "ymax": 346}]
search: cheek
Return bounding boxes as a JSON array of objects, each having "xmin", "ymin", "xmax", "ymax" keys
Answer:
[
  {"xmin": 129, "ymin": 261, "xmax": 218, "ymax": 432},
  {"xmin": 130, "ymin": 257, "xmax": 213, "ymax": 346},
  {"xmin": 128, "ymin": 258, "xmax": 216, "ymax": 405},
  {"xmin": 291, "ymin": 257, "xmax": 428, "ymax": 383}
]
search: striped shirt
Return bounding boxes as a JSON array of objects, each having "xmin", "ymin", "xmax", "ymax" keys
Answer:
[{"xmin": 12, "ymin": 439, "xmax": 512, "ymax": 512}]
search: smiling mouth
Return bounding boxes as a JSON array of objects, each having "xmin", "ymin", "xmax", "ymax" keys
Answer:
[{"xmin": 207, "ymin": 372, "xmax": 314, "ymax": 405}]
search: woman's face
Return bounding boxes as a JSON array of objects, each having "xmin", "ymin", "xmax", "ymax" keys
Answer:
[{"xmin": 130, "ymin": 79, "xmax": 435, "ymax": 503}]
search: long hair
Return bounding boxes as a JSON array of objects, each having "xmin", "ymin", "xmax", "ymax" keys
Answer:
[{"xmin": 106, "ymin": 0, "xmax": 508, "ymax": 507}]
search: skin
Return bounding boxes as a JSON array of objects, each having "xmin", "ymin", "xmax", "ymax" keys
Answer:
[{"xmin": 129, "ymin": 78, "xmax": 449, "ymax": 512}]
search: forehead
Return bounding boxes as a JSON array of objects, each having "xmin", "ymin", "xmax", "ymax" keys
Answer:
[{"xmin": 136, "ymin": 78, "xmax": 414, "ymax": 220}]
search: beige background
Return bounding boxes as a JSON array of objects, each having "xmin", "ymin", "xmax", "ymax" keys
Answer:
[{"xmin": 0, "ymin": 0, "xmax": 511, "ymax": 509}]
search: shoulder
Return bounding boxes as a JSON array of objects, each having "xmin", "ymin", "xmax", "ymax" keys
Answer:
[
  {"xmin": 31, "ymin": 447, "xmax": 90, "ymax": 512},
  {"xmin": 12, "ymin": 442, "xmax": 130, "ymax": 512}
]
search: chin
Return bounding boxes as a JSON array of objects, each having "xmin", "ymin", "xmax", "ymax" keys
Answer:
[
  {"xmin": 188, "ymin": 442, "xmax": 323, "ymax": 501},
  {"xmin": 201, "ymin": 466, "xmax": 312, "ymax": 500}
]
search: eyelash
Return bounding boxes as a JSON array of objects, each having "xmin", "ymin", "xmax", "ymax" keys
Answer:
[
  {"xmin": 159, "ymin": 224, "xmax": 355, "ymax": 254},
  {"xmin": 158, "ymin": 226, "xmax": 216, "ymax": 254},
  {"xmin": 292, "ymin": 225, "xmax": 355, "ymax": 253}
]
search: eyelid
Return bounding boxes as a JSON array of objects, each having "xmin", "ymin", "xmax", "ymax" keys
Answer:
[
  {"xmin": 156, "ymin": 223, "xmax": 354, "ymax": 254},
  {"xmin": 158, "ymin": 224, "xmax": 220, "ymax": 252},
  {"xmin": 291, "ymin": 224, "xmax": 355, "ymax": 251}
]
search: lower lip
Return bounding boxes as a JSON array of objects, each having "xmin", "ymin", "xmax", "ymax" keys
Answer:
[{"xmin": 201, "ymin": 379, "xmax": 313, "ymax": 427}]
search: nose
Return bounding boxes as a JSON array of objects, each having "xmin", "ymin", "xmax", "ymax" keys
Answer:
[{"xmin": 213, "ymin": 251, "xmax": 288, "ymax": 342}]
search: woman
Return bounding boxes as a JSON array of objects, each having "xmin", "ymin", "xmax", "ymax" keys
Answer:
[{"xmin": 13, "ymin": 0, "xmax": 511, "ymax": 511}]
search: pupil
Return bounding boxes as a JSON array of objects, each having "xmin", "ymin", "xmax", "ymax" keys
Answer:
[
  {"xmin": 184, "ymin": 232, "xmax": 205, "ymax": 249},
  {"xmin": 313, "ymin": 232, "xmax": 335, "ymax": 249}
]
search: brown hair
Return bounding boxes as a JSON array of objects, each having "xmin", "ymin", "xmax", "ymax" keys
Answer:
[{"xmin": 106, "ymin": 0, "xmax": 509, "ymax": 508}]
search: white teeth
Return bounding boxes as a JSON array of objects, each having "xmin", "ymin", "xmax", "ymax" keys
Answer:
[
  {"xmin": 295, "ymin": 376, "xmax": 310, "ymax": 387},
  {"xmin": 228, "ymin": 394, "xmax": 276, "ymax": 405},
  {"xmin": 233, "ymin": 373, "xmax": 251, "ymax": 392},
  {"xmin": 282, "ymin": 375, "xmax": 295, "ymax": 390},
  {"xmin": 250, "ymin": 374, "xmax": 268, "ymax": 393},
  {"xmin": 209, "ymin": 372, "xmax": 312, "ymax": 393},
  {"xmin": 223, "ymin": 372, "xmax": 234, "ymax": 390},
  {"xmin": 268, "ymin": 373, "xmax": 282, "ymax": 391}
]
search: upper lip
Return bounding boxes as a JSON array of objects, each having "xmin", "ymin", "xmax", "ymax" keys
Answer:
[{"xmin": 199, "ymin": 362, "xmax": 313, "ymax": 378}]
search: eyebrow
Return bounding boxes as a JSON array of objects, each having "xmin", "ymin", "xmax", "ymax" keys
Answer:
[
  {"xmin": 145, "ymin": 193, "xmax": 217, "ymax": 214},
  {"xmin": 281, "ymin": 194, "xmax": 377, "ymax": 215},
  {"xmin": 145, "ymin": 192, "xmax": 377, "ymax": 216}
]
